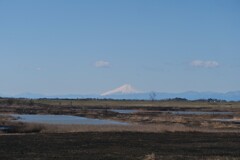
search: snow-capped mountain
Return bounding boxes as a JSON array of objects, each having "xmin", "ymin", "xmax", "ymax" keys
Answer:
[
  {"xmin": 1, "ymin": 87, "xmax": 240, "ymax": 101},
  {"xmin": 101, "ymin": 84, "xmax": 139, "ymax": 96}
]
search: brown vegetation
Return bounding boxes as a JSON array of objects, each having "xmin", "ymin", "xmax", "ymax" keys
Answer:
[{"xmin": 0, "ymin": 132, "xmax": 240, "ymax": 160}]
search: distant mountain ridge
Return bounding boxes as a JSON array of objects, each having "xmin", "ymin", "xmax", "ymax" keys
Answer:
[
  {"xmin": 100, "ymin": 91, "xmax": 240, "ymax": 101},
  {"xmin": 1, "ymin": 84, "xmax": 240, "ymax": 101},
  {"xmin": 2, "ymin": 90, "xmax": 240, "ymax": 101},
  {"xmin": 99, "ymin": 85, "xmax": 240, "ymax": 101}
]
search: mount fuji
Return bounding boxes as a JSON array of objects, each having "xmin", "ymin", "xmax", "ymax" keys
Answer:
[{"xmin": 101, "ymin": 84, "xmax": 139, "ymax": 96}]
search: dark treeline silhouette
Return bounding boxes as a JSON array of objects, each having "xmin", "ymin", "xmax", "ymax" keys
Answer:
[
  {"xmin": 0, "ymin": 97, "xmax": 35, "ymax": 106},
  {"xmin": 0, "ymin": 97, "xmax": 237, "ymax": 104}
]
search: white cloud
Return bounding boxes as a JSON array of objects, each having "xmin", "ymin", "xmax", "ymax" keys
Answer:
[
  {"xmin": 95, "ymin": 60, "xmax": 110, "ymax": 68},
  {"xmin": 190, "ymin": 60, "xmax": 219, "ymax": 68}
]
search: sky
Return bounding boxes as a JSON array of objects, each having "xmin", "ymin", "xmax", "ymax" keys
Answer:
[{"xmin": 0, "ymin": 0, "xmax": 240, "ymax": 95}]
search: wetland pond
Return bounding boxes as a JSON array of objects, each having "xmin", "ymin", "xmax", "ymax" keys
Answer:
[
  {"xmin": 212, "ymin": 118, "xmax": 240, "ymax": 124},
  {"xmin": 161, "ymin": 111, "xmax": 233, "ymax": 115},
  {"xmin": 109, "ymin": 109, "xmax": 233, "ymax": 115},
  {"xmin": 9, "ymin": 114, "xmax": 129, "ymax": 125},
  {"xmin": 110, "ymin": 109, "xmax": 138, "ymax": 114}
]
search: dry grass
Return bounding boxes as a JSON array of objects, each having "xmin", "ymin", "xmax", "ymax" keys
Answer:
[
  {"xmin": 10, "ymin": 123, "xmax": 237, "ymax": 134},
  {"xmin": 144, "ymin": 153, "xmax": 156, "ymax": 160},
  {"xmin": 33, "ymin": 99, "xmax": 240, "ymax": 109},
  {"xmin": 233, "ymin": 117, "xmax": 240, "ymax": 121},
  {"xmin": 1, "ymin": 120, "xmax": 205, "ymax": 134},
  {"xmin": 14, "ymin": 123, "xmax": 45, "ymax": 133},
  {"xmin": 40, "ymin": 124, "xmax": 188, "ymax": 133}
]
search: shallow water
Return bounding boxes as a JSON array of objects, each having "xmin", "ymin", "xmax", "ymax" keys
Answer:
[
  {"xmin": 109, "ymin": 109, "xmax": 233, "ymax": 115},
  {"xmin": 212, "ymin": 118, "xmax": 240, "ymax": 124},
  {"xmin": 111, "ymin": 109, "xmax": 137, "ymax": 114},
  {"xmin": 0, "ymin": 126, "xmax": 13, "ymax": 132},
  {"xmin": 161, "ymin": 111, "xmax": 233, "ymax": 115},
  {"xmin": 10, "ymin": 114, "xmax": 129, "ymax": 125},
  {"xmin": 0, "ymin": 126, "xmax": 11, "ymax": 130}
]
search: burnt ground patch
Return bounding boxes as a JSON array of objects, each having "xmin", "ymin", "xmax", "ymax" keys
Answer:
[{"xmin": 0, "ymin": 132, "xmax": 240, "ymax": 160}]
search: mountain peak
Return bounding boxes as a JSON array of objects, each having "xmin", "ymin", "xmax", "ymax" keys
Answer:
[{"xmin": 101, "ymin": 84, "xmax": 139, "ymax": 96}]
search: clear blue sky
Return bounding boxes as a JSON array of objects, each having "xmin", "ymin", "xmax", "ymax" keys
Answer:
[{"xmin": 0, "ymin": 0, "xmax": 239, "ymax": 95}]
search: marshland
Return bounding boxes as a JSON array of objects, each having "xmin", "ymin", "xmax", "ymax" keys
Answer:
[{"xmin": 0, "ymin": 98, "xmax": 240, "ymax": 159}]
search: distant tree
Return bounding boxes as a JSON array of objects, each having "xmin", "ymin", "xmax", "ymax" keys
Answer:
[
  {"xmin": 172, "ymin": 97, "xmax": 188, "ymax": 101},
  {"xmin": 29, "ymin": 99, "xmax": 34, "ymax": 106},
  {"xmin": 7, "ymin": 99, "xmax": 14, "ymax": 105},
  {"xmin": 149, "ymin": 92, "xmax": 156, "ymax": 101}
]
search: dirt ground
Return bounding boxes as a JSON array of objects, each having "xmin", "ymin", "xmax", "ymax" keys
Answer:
[{"xmin": 0, "ymin": 132, "xmax": 240, "ymax": 160}]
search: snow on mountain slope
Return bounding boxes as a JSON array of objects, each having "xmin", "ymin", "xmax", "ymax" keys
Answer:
[{"xmin": 101, "ymin": 84, "xmax": 139, "ymax": 96}]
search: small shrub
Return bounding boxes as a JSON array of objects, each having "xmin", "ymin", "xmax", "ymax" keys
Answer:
[
  {"xmin": 7, "ymin": 99, "xmax": 14, "ymax": 105},
  {"xmin": 144, "ymin": 153, "xmax": 156, "ymax": 160},
  {"xmin": 29, "ymin": 100, "xmax": 34, "ymax": 106},
  {"xmin": 15, "ymin": 123, "xmax": 45, "ymax": 133}
]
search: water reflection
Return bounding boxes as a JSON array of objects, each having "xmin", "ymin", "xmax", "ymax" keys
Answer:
[
  {"xmin": 111, "ymin": 109, "xmax": 137, "ymax": 114},
  {"xmin": 10, "ymin": 114, "xmax": 128, "ymax": 125},
  {"xmin": 161, "ymin": 111, "xmax": 233, "ymax": 115}
]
